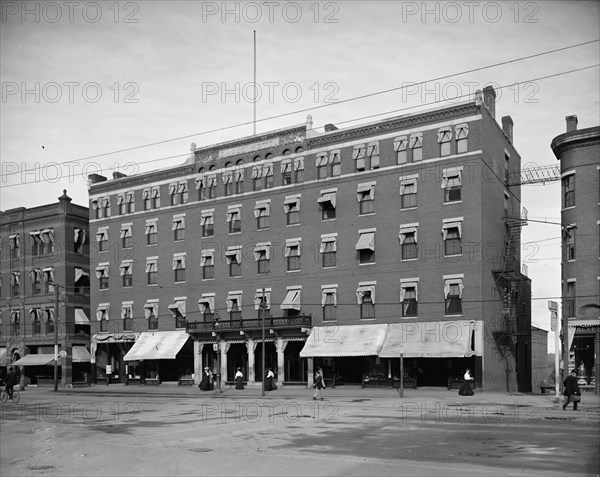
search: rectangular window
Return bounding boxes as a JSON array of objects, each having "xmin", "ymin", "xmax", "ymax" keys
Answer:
[
  {"xmin": 410, "ymin": 133, "xmax": 423, "ymax": 161},
  {"xmin": 121, "ymin": 225, "xmax": 132, "ymax": 249},
  {"xmin": 367, "ymin": 142, "xmax": 379, "ymax": 169},
  {"xmin": 223, "ymin": 172, "xmax": 233, "ymax": 196},
  {"xmin": 201, "ymin": 251, "xmax": 215, "ymax": 280},
  {"xmin": 30, "ymin": 232, "xmax": 41, "ymax": 256},
  {"xmin": 226, "ymin": 249, "xmax": 242, "ymax": 277},
  {"xmin": 44, "ymin": 309, "xmax": 55, "ymax": 335},
  {"xmin": 322, "ymin": 287, "xmax": 337, "ymax": 321},
  {"xmin": 286, "ymin": 241, "xmax": 301, "ymax": 271},
  {"xmin": 562, "ymin": 174, "xmax": 575, "ymax": 208},
  {"xmin": 10, "ymin": 272, "xmax": 20, "ymax": 296},
  {"xmin": 201, "ymin": 211, "xmax": 214, "ymax": 237},
  {"xmin": 199, "ymin": 296, "xmax": 215, "ymax": 323},
  {"xmin": 284, "ymin": 196, "xmax": 300, "ymax": 225},
  {"xmin": 146, "ymin": 221, "xmax": 158, "ymax": 245},
  {"xmin": 122, "ymin": 306, "xmax": 133, "ymax": 331},
  {"xmin": 400, "ymin": 178, "xmax": 417, "ymax": 209},
  {"xmin": 444, "ymin": 279, "xmax": 463, "ymax": 315},
  {"xmin": 145, "ymin": 304, "xmax": 158, "ymax": 330},
  {"xmin": 281, "ymin": 160, "xmax": 292, "ymax": 185},
  {"xmin": 359, "ymin": 290, "xmax": 375, "ymax": 319},
  {"xmin": 357, "ymin": 184, "xmax": 375, "ymax": 215},
  {"xmin": 401, "ymin": 284, "xmax": 418, "ymax": 317},
  {"xmin": 294, "ymin": 157, "xmax": 304, "ymax": 183},
  {"xmin": 353, "ymin": 144, "xmax": 366, "ymax": 171},
  {"xmin": 321, "ymin": 236, "xmax": 337, "ymax": 268},
  {"xmin": 196, "ymin": 175, "xmax": 206, "ymax": 200},
  {"xmin": 30, "ymin": 269, "xmax": 41, "ymax": 295},
  {"xmin": 565, "ymin": 227, "xmax": 576, "ymax": 260},
  {"xmin": 120, "ymin": 262, "xmax": 133, "ymax": 287},
  {"xmin": 9, "ymin": 234, "xmax": 20, "ymax": 259},
  {"xmin": 438, "ymin": 127, "xmax": 452, "ymax": 157},
  {"xmin": 118, "ymin": 194, "xmax": 127, "ymax": 215},
  {"xmin": 173, "ymin": 255, "xmax": 186, "ymax": 282},
  {"xmin": 394, "ymin": 136, "xmax": 408, "ymax": 164},
  {"xmin": 169, "ymin": 301, "xmax": 186, "ymax": 329},
  {"xmin": 255, "ymin": 201, "xmax": 270, "ymax": 230},
  {"xmin": 30, "ymin": 309, "xmax": 41, "ymax": 335},
  {"xmin": 400, "ymin": 226, "xmax": 418, "ymax": 260},
  {"xmin": 566, "ymin": 281, "xmax": 576, "ymax": 317},
  {"xmin": 227, "ymin": 207, "xmax": 242, "ymax": 234},
  {"xmin": 252, "ymin": 165, "xmax": 263, "ymax": 191},
  {"xmin": 96, "ymin": 229, "xmax": 108, "ymax": 252},
  {"xmin": 227, "ymin": 295, "xmax": 242, "ymax": 321},
  {"xmin": 43, "ymin": 268, "xmax": 55, "ymax": 293},
  {"xmin": 318, "ymin": 192, "xmax": 336, "ymax": 220},
  {"xmin": 255, "ymin": 245, "xmax": 270, "ymax": 274},
  {"xmin": 264, "ymin": 163, "xmax": 274, "ymax": 189},
  {"xmin": 356, "ymin": 231, "xmax": 375, "ymax": 264},
  {"xmin": 234, "ymin": 169, "xmax": 244, "ymax": 194},
  {"xmin": 146, "ymin": 260, "xmax": 158, "ymax": 285},
  {"xmin": 173, "ymin": 216, "xmax": 185, "ymax": 241},
  {"xmin": 443, "ymin": 221, "xmax": 462, "ymax": 256},
  {"xmin": 317, "ymin": 152, "xmax": 329, "ymax": 179},
  {"xmin": 96, "ymin": 306, "xmax": 109, "ymax": 333},
  {"xmin": 74, "ymin": 228, "xmax": 87, "ymax": 254},
  {"xmin": 455, "ymin": 123, "xmax": 468, "ymax": 153},
  {"xmin": 96, "ymin": 265, "xmax": 109, "ymax": 290},
  {"xmin": 143, "ymin": 188, "xmax": 152, "ymax": 210},
  {"xmin": 442, "ymin": 167, "xmax": 462, "ymax": 203}
]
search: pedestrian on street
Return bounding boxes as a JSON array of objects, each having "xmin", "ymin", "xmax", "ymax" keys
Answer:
[
  {"xmin": 313, "ymin": 367, "xmax": 325, "ymax": 400},
  {"xmin": 458, "ymin": 368, "xmax": 474, "ymax": 396},
  {"xmin": 198, "ymin": 366, "xmax": 212, "ymax": 391},
  {"xmin": 4, "ymin": 367, "xmax": 18, "ymax": 400},
  {"xmin": 235, "ymin": 367, "xmax": 244, "ymax": 390},
  {"xmin": 265, "ymin": 368, "xmax": 277, "ymax": 391},
  {"xmin": 562, "ymin": 369, "xmax": 581, "ymax": 410}
]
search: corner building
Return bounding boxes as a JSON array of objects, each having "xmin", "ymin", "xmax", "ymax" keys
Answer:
[
  {"xmin": 88, "ymin": 86, "xmax": 531, "ymax": 392},
  {"xmin": 0, "ymin": 191, "xmax": 91, "ymax": 387},
  {"xmin": 551, "ymin": 116, "xmax": 600, "ymax": 394}
]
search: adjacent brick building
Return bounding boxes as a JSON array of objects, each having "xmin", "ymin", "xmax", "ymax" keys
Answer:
[
  {"xmin": 551, "ymin": 116, "xmax": 600, "ymax": 394},
  {"xmin": 88, "ymin": 86, "xmax": 531, "ymax": 392},
  {"xmin": 0, "ymin": 191, "xmax": 91, "ymax": 387}
]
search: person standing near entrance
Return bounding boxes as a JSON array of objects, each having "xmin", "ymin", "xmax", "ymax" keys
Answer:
[
  {"xmin": 199, "ymin": 366, "xmax": 211, "ymax": 391},
  {"xmin": 5, "ymin": 367, "xmax": 18, "ymax": 400},
  {"xmin": 235, "ymin": 367, "xmax": 244, "ymax": 390},
  {"xmin": 313, "ymin": 367, "xmax": 325, "ymax": 400},
  {"xmin": 562, "ymin": 369, "xmax": 581, "ymax": 410},
  {"xmin": 458, "ymin": 368, "xmax": 474, "ymax": 396},
  {"xmin": 265, "ymin": 368, "xmax": 277, "ymax": 391}
]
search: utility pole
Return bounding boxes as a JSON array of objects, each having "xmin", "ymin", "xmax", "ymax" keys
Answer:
[
  {"xmin": 399, "ymin": 346, "xmax": 404, "ymax": 398},
  {"xmin": 261, "ymin": 287, "xmax": 266, "ymax": 397},
  {"xmin": 53, "ymin": 283, "xmax": 59, "ymax": 392}
]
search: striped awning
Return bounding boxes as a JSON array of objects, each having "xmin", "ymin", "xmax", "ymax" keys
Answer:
[{"xmin": 300, "ymin": 324, "xmax": 387, "ymax": 357}]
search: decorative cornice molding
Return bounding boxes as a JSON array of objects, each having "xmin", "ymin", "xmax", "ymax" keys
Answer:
[{"xmin": 89, "ymin": 164, "xmax": 195, "ymax": 195}]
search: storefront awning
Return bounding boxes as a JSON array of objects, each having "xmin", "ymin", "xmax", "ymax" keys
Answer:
[
  {"xmin": 300, "ymin": 324, "xmax": 388, "ymax": 357},
  {"xmin": 123, "ymin": 330, "xmax": 189, "ymax": 361},
  {"xmin": 378, "ymin": 320, "xmax": 483, "ymax": 358},
  {"xmin": 568, "ymin": 319, "xmax": 600, "ymax": 328},
  {"xmin": 72, "ymin": 346, "xmax": 92, "ymax": 363},
  {"xmin": 0, "ymin": 348, "xmax": 7, "ymax": 367},
  {"xmin": 75, "ymin": 308, "xmax": 90, "ymax": 324},
  {"xmin": 12, "ymin": 354, "xmax": 56, "ymax": 366}
]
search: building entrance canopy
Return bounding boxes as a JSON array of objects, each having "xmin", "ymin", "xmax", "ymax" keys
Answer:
[
  {"xmin": 123, "ymin": 330, "xmax": 189, "ymax": 361},
  {"xmin": 300, "ymin": 324, "xmax": 388, "ymax": 357},
  {"xmin": 378, "ymin": 320, "xmax": 483, "ymax": 358},
  {"xmin": 12, "ymin": 354, "xmax": 56, "ymax": 366}
]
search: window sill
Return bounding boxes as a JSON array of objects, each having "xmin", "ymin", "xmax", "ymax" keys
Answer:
[
  {"xmin": 359, "ymin": 262, "xmax": 376, "ymax": 266},
  {"xmin": 561, "ymin": 206, "xmax": 575, "ymax": 212},
  {"xmin": 147, "ymin": 284, "xmax": 159, "ymax": 287},
  {"xmin": 202, "ymin": 278, "xmax": 215, "ymax": 281},
  {"xmin": 286, "ymin": 269, "xmax": 301, "ymax": 273},
  {"xmin": 443, "ymin": 201, "xmax": 462, "ymax": 205},
  {"xmin": 359, "ymin": 212, "xmax": 375, "ymax": 217},
  {"xmin": 401, "ymin": 206, "xmax": 417, "ymax": 211},
  {"xmin": 286, "ymin": 223, "xmax": 301, "ymax": 227},
  {"xmin": 444, "ymin": 314, "xmax": 463, "ymax": 317},
  {"xmin": 174, "ymin": 281, "xmax": 186, "ymax": 284},
  {"xmin": 229, "ymin": 231, "xmax": 242, "ymax": 235},
  {"xmin": 401, "ymin": 316, "xmax": 418, "ymax": 319},
  {"xmin": 147, "ymin": 244, "xmax": 157, "ymax": 247},
  {"xmin": 401, "ymin": 258, "xmax": 419, "ymax": 262},
  {"xmin": 321, "ymin": 219, "xmax": 337, "ymax": 222},
  {"xmin": 444, "ymin": 254, "xmax": 463, "ymax": 258},
  {"xmin": 322, "ymin": 266, "xmax": 337, "ymax": 270},
  {"xmin": 360, "ymin": 318, "xmax": 376, "ymax": 321}
]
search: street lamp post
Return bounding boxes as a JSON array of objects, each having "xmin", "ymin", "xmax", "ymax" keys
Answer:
[{"xmin": 399, "ymin": 346, "xmax": 404, "ymax": 398}]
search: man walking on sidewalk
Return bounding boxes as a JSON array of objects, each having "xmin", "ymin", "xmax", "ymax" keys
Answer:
[{"xmin": 562, "ymin": 369, "xmax": 581, "ymax": 411}]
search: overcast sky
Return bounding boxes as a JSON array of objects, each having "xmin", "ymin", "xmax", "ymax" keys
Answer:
[{"xmin": 1, "ymin": 1, "xmax": 599, "ymax": 347}]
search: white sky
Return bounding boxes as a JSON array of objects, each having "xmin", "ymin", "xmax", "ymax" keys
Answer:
[{"xmin": 1, "ymin": 1, "xmax": 599, "ymax": 350}]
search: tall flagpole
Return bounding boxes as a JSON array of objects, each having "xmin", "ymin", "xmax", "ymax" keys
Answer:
[{"xmin": 253, "ymin": 30, "xmax": 257, "ymax": 136}]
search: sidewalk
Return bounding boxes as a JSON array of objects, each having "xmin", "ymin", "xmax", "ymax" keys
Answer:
[{"xmin": 19, "ymin": 382, "xmax": 600, "ymax": 419}]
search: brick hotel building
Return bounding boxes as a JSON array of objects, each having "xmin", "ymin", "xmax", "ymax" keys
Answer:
[
  {"xmin": 0, "ymin": 191, "xmax": 91, "ymax": 387},
  {"xmin": 88, "ymin": 86, "xmax": 532, "ymax": 392}
]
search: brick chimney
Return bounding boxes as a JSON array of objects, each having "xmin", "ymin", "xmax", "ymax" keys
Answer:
[
  {"xmin": 87, "ymin": 173, "xmax": 107, "ymax": 184},
  {"xmin": 58, "ymin": 189, "xmax": 72, "ymax": 213},
  {"xmin": 502, "ymin": 116, "xmax": 514, "ymax": 144},
  {"xmin": 566, "ymin": 115, "xmax": 578, "ymax": 132},
  {"xmin": 483, "ymin": 85, "xmax": 496, "ymax": 119},
  {"xmin": 113, "ymin": 171, "xmax": 127, "ymax": 180},
  {"xmin": 324, "ymin": 123, "xmax": 338, "ymax": 132}
]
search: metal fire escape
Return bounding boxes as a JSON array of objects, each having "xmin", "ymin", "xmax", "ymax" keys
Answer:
[{"xmin": 492, "ymin": 163, "xmax": 561, "ymax": 361}]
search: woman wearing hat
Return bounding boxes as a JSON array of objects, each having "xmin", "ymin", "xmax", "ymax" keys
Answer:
[
  {"xmin": 199, "ymin": 366, "xmax": 212, "ymax": 391},
  {"xmin": 235, "ymin": 367, "xmax": 244, "ymax": 390}
]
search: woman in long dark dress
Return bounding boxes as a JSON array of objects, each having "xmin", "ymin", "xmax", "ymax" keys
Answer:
[
  {"xmin": 266, "ymin": 368, "xmax": 277, "ymax": 391},
  {"xmin": 235, "ymin": 367, "xmax": 244, "ymax": 390},
  {"xmin": 458, "ymin": 368, "xmax": 474, "ymax": 396},
  {"xmin": 199, "ymin": 367, "xmax": 211, "ymax": 391}
]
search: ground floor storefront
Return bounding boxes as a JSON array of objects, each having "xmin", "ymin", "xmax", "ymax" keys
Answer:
[{"xmin": 568, "ymin": 320, "xmax": 600, "ymax": 394}]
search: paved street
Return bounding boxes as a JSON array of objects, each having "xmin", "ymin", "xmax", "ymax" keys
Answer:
[{"xmin": 1, "ymin": 385, "xmax": 599, "ymax": 477}]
